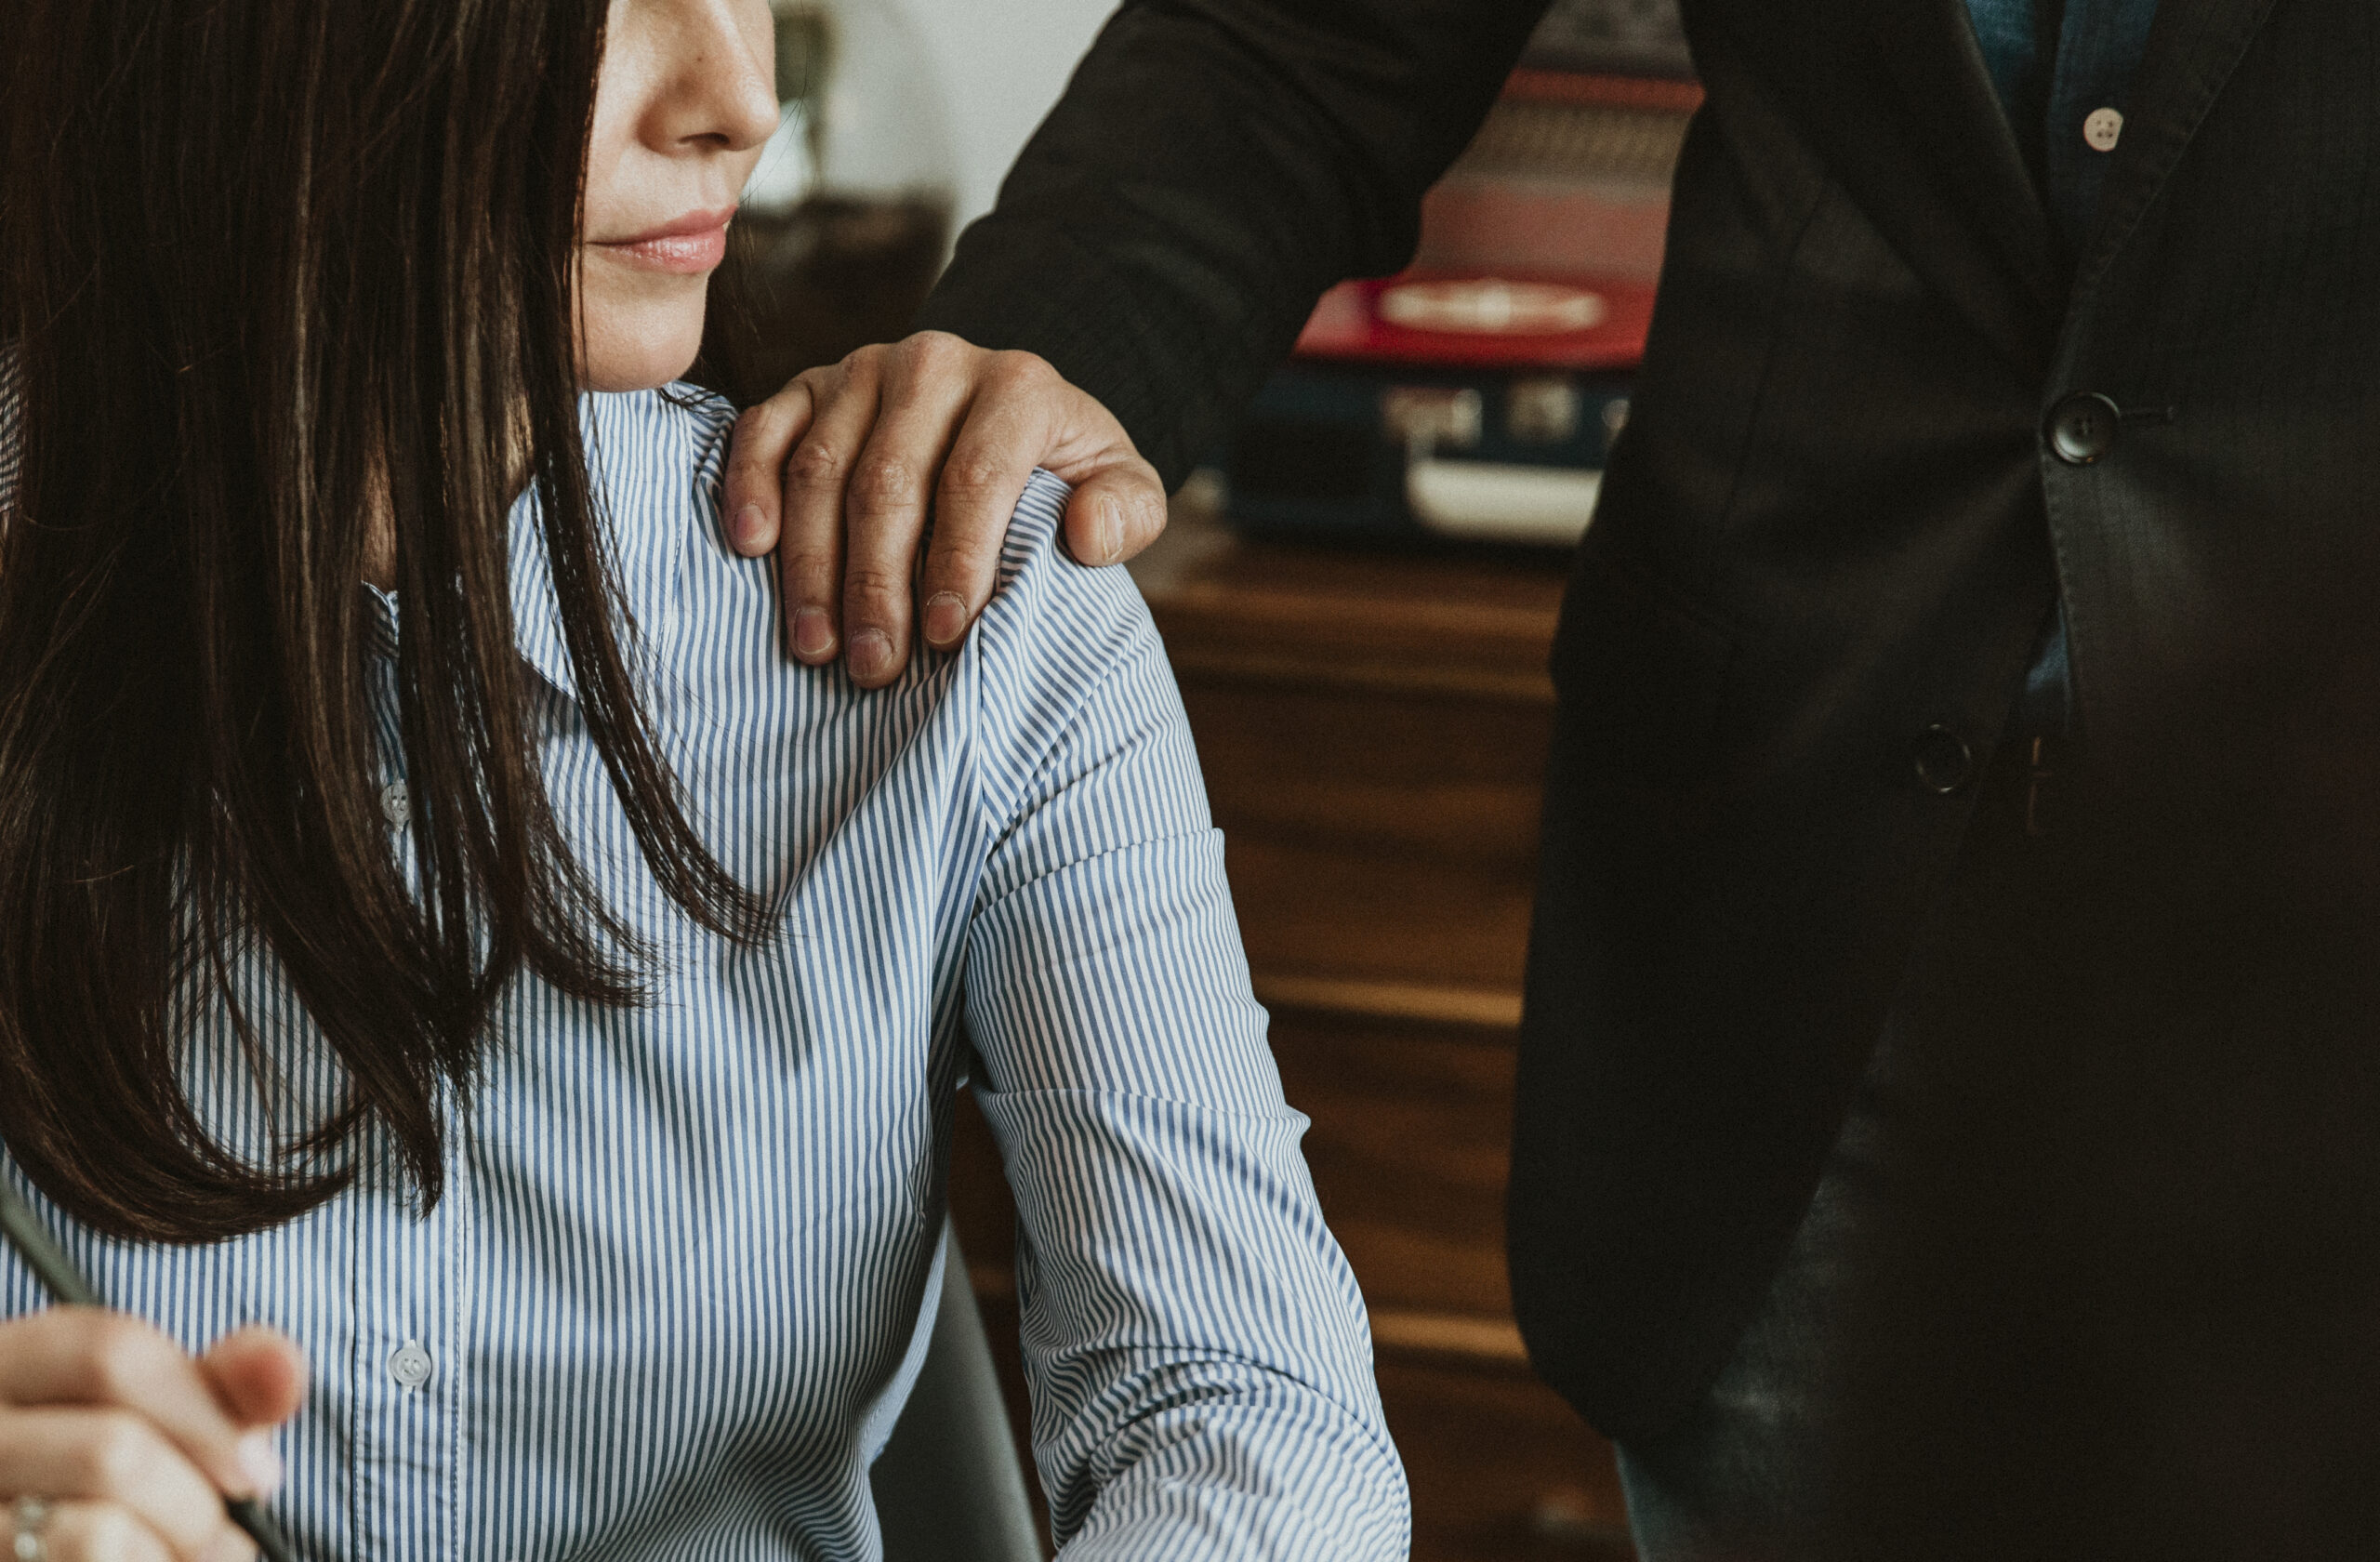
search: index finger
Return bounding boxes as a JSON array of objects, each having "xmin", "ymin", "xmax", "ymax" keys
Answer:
[
  {"xmin": 0, "ymin": 1308, "xmax": 280, "ymax": 1500},
  {"xmin": 721, "ymin": 382, "xmax": 818, "ymax": 558}
]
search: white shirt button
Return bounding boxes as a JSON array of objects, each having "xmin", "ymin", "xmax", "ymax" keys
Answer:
[
  {"xmin": 379, "ymin": 780, "xmax": 410, "ymax": 829},
  {"xmin": 2083, "ymin": 108, "xmax": 2124, "ymax": 152},
  {"xmin": 389, "ymin": 1339, "xmax": 433, "ymax": 1391}
]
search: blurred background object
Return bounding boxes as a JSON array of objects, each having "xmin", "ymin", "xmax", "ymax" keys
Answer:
[
  {"xmin": 699, "ymin": 0, "xmax": 959, "ymax": 405},
  {"xmin": 903, "ymin": 0, "xmax": 1113, "ymax": 231},
  {"xmin": 1214, "ymin": 0, "xmax": 1695, "ymax": 550},
  {"xmin": 1520, "ymin": 0, "xmax": 1692, "ymax": 78}
]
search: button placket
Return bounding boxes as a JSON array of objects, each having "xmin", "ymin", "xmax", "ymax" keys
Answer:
[
  {"xmin": 350, "ymin": 587, "xmax": 460, "ymax": 1552},
  {"xmin": 355, "ymin": 1162, "xmax": 464, "ymax": 1555}
]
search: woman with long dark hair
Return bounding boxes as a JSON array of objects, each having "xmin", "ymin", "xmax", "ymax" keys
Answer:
[{"xmin": 0, "ymin": 2, "xmax": 1407, "ymax": 1556}]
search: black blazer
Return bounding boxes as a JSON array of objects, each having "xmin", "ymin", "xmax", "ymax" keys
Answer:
[{"xmin": 922, "ymin": 0, "xmax": 2380, "ymax": 1443}]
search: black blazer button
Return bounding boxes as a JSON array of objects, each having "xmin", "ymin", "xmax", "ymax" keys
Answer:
[
  {"xmin": 1911, "ymin": 723, "xmax": 1975, "ymax": 794},
  {"xmin": 2048, "ymin": 392, "xmax": 2122, "ymax": 465}
]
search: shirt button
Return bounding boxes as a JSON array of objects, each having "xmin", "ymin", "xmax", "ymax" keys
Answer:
[
  {"xmin": 2083, "ymin": 107, "xmax": 2124, "ymax": 152},
  {"xmin": 379, "ymin": 780, "xmax": 411, "ymax": 829},
  {"xmin": 389, "ymin": 1339, "xmax": 434, "ymax": 1391}
]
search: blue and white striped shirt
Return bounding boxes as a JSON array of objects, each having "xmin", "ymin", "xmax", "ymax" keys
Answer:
[{"xmin": 0, "ymin": 386, "xmax": 1408, "ymax": 1561}]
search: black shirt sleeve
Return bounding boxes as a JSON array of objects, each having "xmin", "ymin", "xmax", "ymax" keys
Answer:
[{"xmin": 912, "ymin": 0, "xmax": 1553, "ymax": 487}]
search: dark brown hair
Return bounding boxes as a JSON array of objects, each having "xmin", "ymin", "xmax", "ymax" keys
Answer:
[{"xmin": 0, "ymin": 0, "xmax": 766, "ymax": 1242}]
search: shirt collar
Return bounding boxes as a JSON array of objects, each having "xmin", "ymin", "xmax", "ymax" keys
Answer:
[
  {"xmin": 506, "ymin": 483, "xmax": 580, "ymax": 702},
  {"xmin": 512, "ymin": 390, "xmax": 694, "ymax": 706},
  {"xmin": 373, "ymin": 390, "xmax": 694, "ymax": 708}
]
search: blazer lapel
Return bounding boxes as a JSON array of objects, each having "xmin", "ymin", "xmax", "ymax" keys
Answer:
[
  {"xmin": 2069, "ymin": 0, "xmax": 2280, "ymax": 300},
  {"xmin": 1717, "ymin": 0, "xmax": 2062, "ymax": 377},
  {"xmin": 1870, "ymin": 0, "xmax": 2066, "ymax": 319}
]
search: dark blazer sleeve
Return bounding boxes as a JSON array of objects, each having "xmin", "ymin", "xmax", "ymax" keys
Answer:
[{"xmin": 911, "ymin": 0, "xmax": 1552, "ymax": 487}]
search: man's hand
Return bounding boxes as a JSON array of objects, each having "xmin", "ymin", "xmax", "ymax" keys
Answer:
[{"xmin": 722, "ymin": 332, "xmax": 1168, "ymax": 688}]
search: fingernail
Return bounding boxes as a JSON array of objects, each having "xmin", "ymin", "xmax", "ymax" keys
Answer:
[
  {"xmin": 792, "ymin": 608, "xmax": 835, "ymax": 659},
  {"xmin": 236, "ymin": 1429, "xmax": 284, "ymax": 1499},
  {"xmin": 922, "ymin": 592, "xmax": 966, "ymax": 647},
  {"xmin": 731, "ymin": 504, "xmax": 766, "ymax": 554},
  {"xmin": 1096, "ymin": 496, "xmax": 1122, "ymax": 564},
  {"xmin": 848, "ymin": 628, "xmax": 892, "ymax": 682}
]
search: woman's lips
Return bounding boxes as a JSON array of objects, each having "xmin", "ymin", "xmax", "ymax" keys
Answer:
[{"xmin": 592, "ymin": 206, "xmax": 735, "ymax": 274}]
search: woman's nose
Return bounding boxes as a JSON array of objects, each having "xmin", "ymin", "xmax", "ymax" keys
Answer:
[{"xmin": 656, "ymin": 0, "xmax": 780, "ymax": 154}]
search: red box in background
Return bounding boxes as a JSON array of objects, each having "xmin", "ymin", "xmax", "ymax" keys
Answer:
[{"xmin": 1223, "ymin": 69, "xmax": 1698, "ymax": 549}]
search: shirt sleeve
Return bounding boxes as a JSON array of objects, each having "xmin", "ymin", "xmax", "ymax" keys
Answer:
[
  {"xmin": 959, "ymin": 473, "xmax": 1409, "ymax": 1560},
  {"xmin": 913, "ymin": 0, "xmax": 1553, "ymax": 487}
]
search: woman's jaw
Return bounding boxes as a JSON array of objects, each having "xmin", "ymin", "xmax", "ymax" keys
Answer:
[{"xmin": 576, "ymin": 203, "xmax": 747, "ymax": 391}]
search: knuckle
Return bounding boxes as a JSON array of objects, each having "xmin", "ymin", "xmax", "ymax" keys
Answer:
[
  {"xmin": 848, "ymin": 457, "xmax": 922, "ymax": 513},
  {"xmin": 837, "ymin": 342, "xmax": 890, "ymax": 379},
  {"xmin": 731, "ymin": 403, "xmax": 783, "ymax": 443},
  {"xmin": 781, "ymin": 548, "xmax": 840, "ymax": 592},
  {"xmin": 778, "ymin": 536, "xmax": 838, "ymax": 571},
  {"xmin": 786, "ymin": 439, "xmax": 850, "ymax": 490},
  {"xmin": 898, "ymin": 329, "xmax": 969, "ymax": 374},
  {"xmin": 939, "ymin": 453, "xmax": 1013, "ymax": 504},
  {"xmin": 986, "ymin": 349, "xmax": 1054, "ymax": 393},
  {"xmin": 841, "ymin": 566, "xmax": 909, "ymax": 612}
]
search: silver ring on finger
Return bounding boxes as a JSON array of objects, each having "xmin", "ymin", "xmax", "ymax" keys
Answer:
[{"xmin": 10, "ymin": 1496, "xmax": 51, "ymax": 1562}]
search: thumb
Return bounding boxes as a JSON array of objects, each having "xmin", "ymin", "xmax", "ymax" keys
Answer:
[
  {"xmin": 202, "ymin": 1326, "xmax": 306, "ymax": 1498},
  {"xmin": 1060, "ymin": 462, "xmax": 1168, "ymax": 567},
  {"xmin": 203, "ymin": 1323, "xmax": 307, "ymax": 1436}
]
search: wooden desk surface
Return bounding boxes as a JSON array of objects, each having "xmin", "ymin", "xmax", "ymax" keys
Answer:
[{"xmin": 1130, "ymin": 494, "xmax": 1569, "ymax": 707}]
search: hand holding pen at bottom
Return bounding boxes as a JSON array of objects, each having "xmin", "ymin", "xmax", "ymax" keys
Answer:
[{"xmin": 0, "ymin": 1312, "xmax": 302, "ymax": 1562}]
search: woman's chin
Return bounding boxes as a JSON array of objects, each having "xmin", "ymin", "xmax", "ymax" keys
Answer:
[{"xmin": 577, "ymin": 313, "xmax": 707, "ymax": 392}]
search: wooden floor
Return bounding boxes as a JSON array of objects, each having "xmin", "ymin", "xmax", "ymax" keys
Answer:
[{"xmin": 944, "ymin": 501, "xmax": 1637, "ymax": 1560}]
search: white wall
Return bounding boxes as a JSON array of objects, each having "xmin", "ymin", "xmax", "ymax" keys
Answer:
[{"xmin": 895, "ymin": 0, "xmax": 1117, "ymax": 231}]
